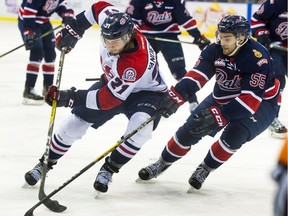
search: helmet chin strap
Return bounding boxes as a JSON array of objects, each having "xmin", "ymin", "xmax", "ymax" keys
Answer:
[{"xmin": 228, "ymin": 38, "xmax": 248, "ymax": 56}]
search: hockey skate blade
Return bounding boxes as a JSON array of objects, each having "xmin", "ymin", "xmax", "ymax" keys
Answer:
[
  {"xmin": 22, "ymin": 182, "xmax": 38, "ymax": 189},
  {"xmin": 269, "ymin": 131, "xmax": 287, "ymax": 139},
  {"xmin": 135, "ymin": 177, "xmax": 155, "ymax": 184},
  {"xmin": 187, "ymin": 186, "xmax": 198, "ymax": 194},
  {"xmin": 22, "ymin": 98, "xmax": 44, "ymax": 106},
  {"xmin": 94, "ymin": 190, "xmax": 102, "ymax": 199}
]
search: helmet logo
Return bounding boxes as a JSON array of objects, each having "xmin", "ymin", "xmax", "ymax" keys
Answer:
[{"xmin": 120, "ymin": 17, "xmax": 126, "ymax": 25}]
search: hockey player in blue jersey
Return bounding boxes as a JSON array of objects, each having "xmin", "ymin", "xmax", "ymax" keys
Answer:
[
  {"xmin": 137, "ymin": 15, "xmax": 280, "ymax": 190},
  {"xmin": 250, "ymin": 0, "xmax": 287, "ymax": 139},
  {"xmin": 126, "ymin": 0, "xmax": 210, "ymax": 112},
  {"xmin": 18, "ymin": 0, "xmax": 74, "ymax": 105}
]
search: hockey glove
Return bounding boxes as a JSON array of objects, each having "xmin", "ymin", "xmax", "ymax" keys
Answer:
[
  {"xmin": 193, "ymin": 35, "xmax": 210, "ymax": 51},
  {"xmin": 45, "ymin": 85, "xmax": 86, "ymax": 108},
  {"xmin": 160, "ymin": 86, "xmax": 186, "ymax": 118},
  {"xmin": 255, "ymin": 28, "xmax": 271, "ymax": 50},
  {"xmin": 189, "ymin": 106, "xmax": 228, "ymax": 137},
  {"xmin": 61, "ymin": 9, "xmax": 74, "ymax": 25},
  {"xmin": 55, "ymin": 19, "xmax": 84, "ymax": 53},
  {"xmin": 23, "ymin": 29, "xmax": 36, "ymax": 50}
]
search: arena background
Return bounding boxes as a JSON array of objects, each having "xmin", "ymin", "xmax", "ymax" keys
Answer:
[{"xmin": 1, "ymin": 0, "xmax": 262, "ymax": 38}]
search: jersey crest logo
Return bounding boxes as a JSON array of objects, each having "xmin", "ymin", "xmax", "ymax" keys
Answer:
[
  {"xmin": 253, "ymin": 49, "xmax": 262, "ymax": 58},
  {"xmin": 43, "ymin": 0, "xmax": 59, "ymax": 14},
  {"xmin": 146, "ymin": 11, "xmax": 172, "ymax": 25},
  {"xmin": 216, "ymin": 69, "xmax": 241, "ymax": 92},
  {"xmin": 122, "ymin": 68, "xmax": 136, "ymax": 81}
]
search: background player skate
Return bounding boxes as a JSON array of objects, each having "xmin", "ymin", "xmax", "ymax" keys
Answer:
[
  {"xmin": 126, "ymin": 0, "xmax": 210, "ymax": 112},
  {"xmin": 250, "ymin": 0, "xmax": 287, "ymax": 139},
  {"xmin": 24, "ymin": 1, "xmax": 168, "ymax": 195},
  {"xmin": 137, "ymin": 15, "xmax": 280, "ymax": 191},
  {"xmin": 18, "ymin": 0, "xmax": 74, "ymax": 105}
]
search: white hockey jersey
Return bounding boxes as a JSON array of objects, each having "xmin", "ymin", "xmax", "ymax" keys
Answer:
[{"xmin": 82, "ymin": 1, "xmax": 167, "ymax": 110}]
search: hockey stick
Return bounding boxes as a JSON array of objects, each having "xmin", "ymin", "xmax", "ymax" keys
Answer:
[
  {"xmin": 270, "ymin": 43, "xmax": 288, "ymax": 52},
  {"xmin": 24, "ymin": 110, "xmax": 163, "ymax": 216},
  {"xmin": 36, "ymin": 48, "xmax": 67, "ymax": 214},
  {"xmin": 145, "ymin": 35, "xmax": 195, "ymax": 45},
  {"xmin": 0, "ymin": 25, "xmax": 62, "ymax": 58},
  {"xmin": 85, "ymin": 78, "xmax": 100, "ymax": 81}
]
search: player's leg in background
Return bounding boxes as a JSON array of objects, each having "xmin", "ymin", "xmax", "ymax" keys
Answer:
[{"xmin": 268, "ymin": 49, "xmax": 287, "ymax": 139}]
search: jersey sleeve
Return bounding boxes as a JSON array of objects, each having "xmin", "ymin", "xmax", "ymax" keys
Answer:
[
  {"xmin": 173, "ymin": 0, "xmax": 201, "ymax": 38},
  {"xmin": 174, "ymin": 44, "xmax": 215, "ymax": 99},
  {"xmin": 55, "ymin": 0, "xmax": 72, "ymax": 17},
  {"xmin": 20, "ymin": 0, "xmax": 44, "ymax": 30},
  {"xmin": 126, "ymin": 0, "xmax": 144, "ymax": 26},
  {"xmin": 83, "ymin": 1, "xmax": 120, "ymax": 26},
  {"xmin": 250, "ymin": 1, "xmax": 277, "ymax": 35}
]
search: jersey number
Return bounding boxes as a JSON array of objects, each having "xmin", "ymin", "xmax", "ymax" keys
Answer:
[
  {"xmin": 111, "ymin": 77, "xmax": 129, "ymax": 94},
  {"xmin": 250, "ymin": 73, "xmax": 266, "ymax": 89}
]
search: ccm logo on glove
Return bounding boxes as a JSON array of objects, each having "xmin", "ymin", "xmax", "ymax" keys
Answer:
[
  {"xmin": 210, "ymin": 107, "xmax": 226, "ymax": 127},
  {"xmin": 168, "ymin": 89, "xmax": 184, "ymax": 104}
]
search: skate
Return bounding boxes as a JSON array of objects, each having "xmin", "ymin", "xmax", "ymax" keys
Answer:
[
  {"xmin": 23, "ymin": 157, "xmax": 56, "ymax": 187},
  {"xmin": 268, "ymin": 118, "xmax": 287, "ymax": 139},
  {"xmin": 188, "ymin": 163, "xmax": 210, "ymax": 192},
  {"xmin": 24, "ymin": 162, "xmax": 52, "ymax": 186},
  {"xmin": 22, "ymin": 86, "xmax": 44, "ymax": 105},
  {"xmin": 93, "ymin": 157, "xmax": 120, "ymax": 197},
  {"xmin": 93, "ymin": 167, "xmax": 113, "ymax": 197},
  {"xmin": 137, "ymin": 158, "xmax": 171, "ymax": 181}
]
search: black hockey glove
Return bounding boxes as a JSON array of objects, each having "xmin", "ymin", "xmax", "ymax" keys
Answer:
[
  {"xmin": 61, "ymin": 9, "xmax": 74, "ymax": 25},
  {"xmin": 23, "ymin": 29, "xmax": 36, "ymax": 50},
  {"xmin": 193, "ymin": 35, "xmax": 210, "ymax": 51},
  {"xmin": 189, "ymin": 106, "xmax": 228, "ymax": 137},
  {"xmin": 55, "ymin": 19, "xmax": 84, "ymax": 53},
  {"xmin": 255, "ymin": 28, "xmax": 271, "ymax": 50},
  {"xmin": 45, "ymin": 85, "xmax": 86, "ymax": 108},
  {"xmin": 160, "ymin": 86, "xmax": 186, "ymax": 118}
]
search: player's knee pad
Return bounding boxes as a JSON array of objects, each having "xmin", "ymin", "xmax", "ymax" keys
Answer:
[
  {"xmin": 220, "ymin": 122, "xmax": 250, "ymax": 150},
  {"xmin": 55, "ymin": 114, "xmax": 92, "ymax": 144},
  {"xmin": 175, "ymin": 121, "xmax": 203, "ymax": 147},
  {"xmin": 44, "ymin": 48, "xmax": 56, "ymax": 62},
  {"xmin": 125, "ymin": 112, "xmax": 153, "ymax": 149},
  {"xmin": 30, "ymin": 48, "xmax": 44, "ymax": 62}
]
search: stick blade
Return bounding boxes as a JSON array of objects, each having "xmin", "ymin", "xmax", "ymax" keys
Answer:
[
  {"xmin": 43, "ymin": 199, "xmax": 67, "ymax": 212},
  {"xmin": 39, "ymin": 189, "xmax": 67, "ymax": 213},
  {"xmin": 24, "ymin": 209, "xmax": 34, "ymax": 216}
]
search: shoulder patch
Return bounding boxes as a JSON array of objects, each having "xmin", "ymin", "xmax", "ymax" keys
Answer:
[
  {"xmin": 122, "ymin": 68, "xmax": 137, "ymax": 81},
  {"xmin": 257, "ymin": 58, "xmax": 268, "ymax": 66},
  {"xmin": 253, "ymin": 49, "xmax": 262, "ymax": 58}
]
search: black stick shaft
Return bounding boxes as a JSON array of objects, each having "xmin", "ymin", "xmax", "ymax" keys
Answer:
[{"xmin": 0, "ymin": 25, "xmax": 62, "ymax": 58}]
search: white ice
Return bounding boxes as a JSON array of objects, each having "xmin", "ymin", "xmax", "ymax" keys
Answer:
[{"xmin": 0, "ymin": 21, "xmax": 286, "ymax": 216}]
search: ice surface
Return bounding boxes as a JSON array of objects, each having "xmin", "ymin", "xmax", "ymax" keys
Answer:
[{"xmin": 0, "ymin": 21, "xmax": 286, "ymax": 216}]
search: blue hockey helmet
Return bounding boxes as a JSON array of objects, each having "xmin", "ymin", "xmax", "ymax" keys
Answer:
[
  {"xmin": 217, "ymin": 15, "xmax": 250, "ymax": 38},
  {"xmin": 101, "ymin": 12, "xmax": 134, "ymax": 40}
]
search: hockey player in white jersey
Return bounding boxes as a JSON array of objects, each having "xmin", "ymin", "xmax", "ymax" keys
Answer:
[{"xmin": 24, "ymin": 1, "xmax": 168, "ymax": 194}]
